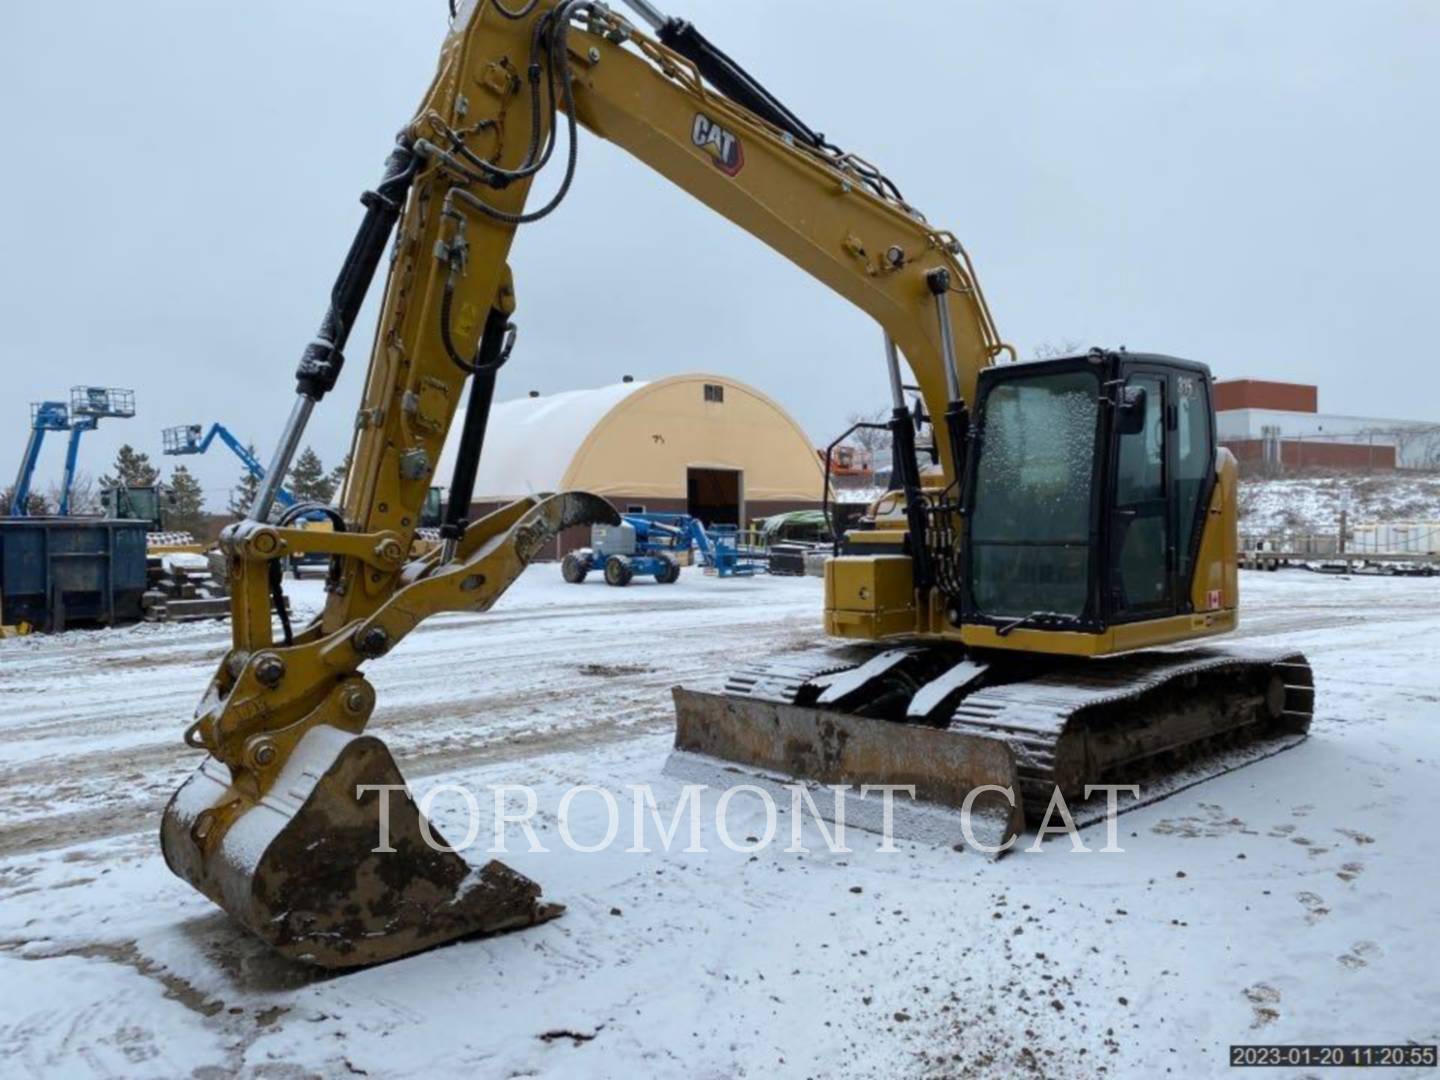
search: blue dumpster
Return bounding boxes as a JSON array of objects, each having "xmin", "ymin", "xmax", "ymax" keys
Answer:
[{"xmin": 0, "ymin": 518, "xmax": 149, "ymax": 632}]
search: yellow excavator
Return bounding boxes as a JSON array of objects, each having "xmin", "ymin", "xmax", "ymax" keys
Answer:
[{"xmin": 162, "ymin": 0, "xmax": 1313, "ymax": 968}]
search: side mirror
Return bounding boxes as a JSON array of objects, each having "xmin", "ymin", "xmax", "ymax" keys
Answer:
[{"xmin": 1118, "ymin": 384, "xmax": 1147, "ymax": 436}]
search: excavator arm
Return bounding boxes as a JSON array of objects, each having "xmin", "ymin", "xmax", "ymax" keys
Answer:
[{"xmin": 162, "ymin": 0, "xmax": 1015, "ymax": 967}]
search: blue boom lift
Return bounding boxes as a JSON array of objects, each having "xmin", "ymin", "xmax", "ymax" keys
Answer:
[
  {"xmin": 162, "ymin": 423, "xmax": 297, "ymax": 508},
  {"xmin": 696, "ymin": 523, "xmax": 768, "ymax": 578},
  {"xmin": 563, "ymin": 514, "xmax": 690, "ymax": 585},
  {"xmin": 9, "ymin": 388, "xmax": 137, "ymax": 517},
  {"xmin": 561, "ymin": 513, "xmax": 767, "ymax": 585},
  {"xmin": 60, "ymin": 387, "xmax": 136, "ymax": 515},
  {"xmin": 8, "ymin": 401, "xmax": 69, "ymax": 515}
]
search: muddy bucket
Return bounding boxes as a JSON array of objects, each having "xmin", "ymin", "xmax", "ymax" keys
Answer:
[{"xmin": 162, "ymin": 725, "xmax": 560, "ymax": 968}]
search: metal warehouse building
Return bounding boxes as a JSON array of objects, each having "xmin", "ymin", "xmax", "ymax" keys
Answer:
[{"xmin": 437, "ymin": 374, "xmax": 824, "ymax": 556}]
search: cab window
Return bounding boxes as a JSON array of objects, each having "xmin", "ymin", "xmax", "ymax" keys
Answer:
[
  {"xmin": 1111, "ymin": 374, "xmax": 1169, "ymax": 615},
  {"xmin": 1175, "ymin": 374, "xmax": 1213, "ymax": 585},
  {"xmin": 969, "ymin": 370, "xmax": 1100, "ymax": 618}
]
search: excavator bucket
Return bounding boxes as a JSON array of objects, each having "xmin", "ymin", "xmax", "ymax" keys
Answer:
[
  {"xmin": 161, "ymin": 492, "xmax": 618, "ymax": 968},
  {"xmin": 162, "ymin": 727, "xmax": 560, "ymax": 968}
]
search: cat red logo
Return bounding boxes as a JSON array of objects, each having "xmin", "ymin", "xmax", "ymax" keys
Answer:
[{"xmin": 692, "ymin": 113, "xmax": 744, "ymax": 176}]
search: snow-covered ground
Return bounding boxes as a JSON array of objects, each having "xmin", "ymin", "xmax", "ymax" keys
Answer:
[
  {"xmin": 1239, "ymin": 470, "xmax": 1440, "ymax": 536},
  {"xmin": 1, "ymin": 567, "xmax": 1437, "ymax": 1077}
]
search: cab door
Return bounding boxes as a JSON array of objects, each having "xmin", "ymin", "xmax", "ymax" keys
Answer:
[{"xmin": 1108, "ymin": 370, "xmax": 1173, "ymax": 620}]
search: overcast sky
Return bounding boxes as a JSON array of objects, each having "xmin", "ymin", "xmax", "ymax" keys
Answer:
[{"xmin": 2, "ymin": 1, "xmax": 1436, "ymax": 509}]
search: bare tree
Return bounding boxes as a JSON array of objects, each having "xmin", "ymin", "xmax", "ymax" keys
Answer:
[
  {"xmin": 45, "ymin": 470, "xmax": 100, "ymax": 515},
  {"xmin": 844, "ymin": 407, "xmax": 893, "ymax": 457},
  {"xmin": 69, "ymin": 470, "xmax": 100, "ymax": 514},
  {"xmin": 1031, "ymin": 339, "xmax": 1087, "ymax": 360},
  {"xmin": 1390, "ymin": 424, "xmax": 1440, "ymax": 470}
]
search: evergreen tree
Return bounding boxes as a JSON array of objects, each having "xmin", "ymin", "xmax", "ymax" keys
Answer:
[
  {"xmin": 168, "ymin": 465, "xmax": 206, "ymax": 536},
  {"xmin": 229, "ymin": 444, "xmax": 262, "ymax": 518},
  {"xmin": 327, "ymin": 452, "xmax": 351, "ymax": 501},
  {"xmin": 99, "ymin": 444, "xmax": 160, "ymax": 489},
  {"xmin": 288, "ymin": 446, "xmax": 336, "ymax": 504}
]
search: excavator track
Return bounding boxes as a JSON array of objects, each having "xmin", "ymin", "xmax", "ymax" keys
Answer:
[
  {"xmin": 948, "ymin": 648, "xmax": 1314, "ymax": 819},
  {"xmin": 673, "ymin": 644, "xmax": 1313, "ymax": 836}
]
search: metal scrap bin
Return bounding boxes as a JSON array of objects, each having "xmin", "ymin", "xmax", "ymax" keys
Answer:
[{"xmin": 0, "ymin": 517, "xmax": 148, "ymax": 632}]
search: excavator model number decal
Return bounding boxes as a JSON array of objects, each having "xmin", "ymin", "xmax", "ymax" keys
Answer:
[{"xmin": 692, "ymin": 113, "xmax": 744, "ymax": 176}]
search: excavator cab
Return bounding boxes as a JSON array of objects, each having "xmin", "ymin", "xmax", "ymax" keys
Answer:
[
  {"xmin": 960, "ymin": 351, "xmax": 1230, "ymax": 652},
  {"xmin": 676, "ymin": 350, "xmax": 1308, "ymax": 838}
]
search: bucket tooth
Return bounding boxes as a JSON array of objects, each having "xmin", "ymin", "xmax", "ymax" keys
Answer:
[{"xmin": 161, "ymin": 725, "xmax": 559, "ymax": 968}]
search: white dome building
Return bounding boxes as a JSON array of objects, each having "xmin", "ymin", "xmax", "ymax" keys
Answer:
[{"xmin": 437, "ymin": 374, "xmax": 824, "ymax": 555}]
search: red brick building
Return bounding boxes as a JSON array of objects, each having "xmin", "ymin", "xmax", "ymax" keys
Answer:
[{"xmin": 1215, "ymin": 379, "xmax": 1410, "ymax": 471}]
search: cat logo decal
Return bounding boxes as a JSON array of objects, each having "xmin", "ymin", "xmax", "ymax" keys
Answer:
[{"xmin": 692, "ymin": 113, "xmax": 744, "ymax": 176}]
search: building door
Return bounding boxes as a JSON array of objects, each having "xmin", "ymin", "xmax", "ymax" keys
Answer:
[{"xmin": 687, "ymin": 467, "xmax": 741, "ymax": 527}]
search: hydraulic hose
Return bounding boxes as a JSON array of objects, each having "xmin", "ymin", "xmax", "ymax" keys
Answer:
[{"xmin": 441, "ymin": 307, "xmax": 515, "ymax": 543}]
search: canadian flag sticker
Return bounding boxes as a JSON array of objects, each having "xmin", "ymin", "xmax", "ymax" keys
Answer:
[{"xmin": 1208, "ymin": 589, "xmax": 1222, "ymax": 610}]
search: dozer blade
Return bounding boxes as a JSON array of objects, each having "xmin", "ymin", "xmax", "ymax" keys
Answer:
[
  {"xmin": 162, "ymin": 724, "xmax": 560, "ymax": 969},
  {"xmin": 670, "ymin": 688, "xmax": 1026, "ymax": 853}
]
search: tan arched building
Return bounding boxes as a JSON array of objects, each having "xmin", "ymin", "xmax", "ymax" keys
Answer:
[{"xmin": 436, "ymin": 374, "xmax": 824, "ymax": 556}]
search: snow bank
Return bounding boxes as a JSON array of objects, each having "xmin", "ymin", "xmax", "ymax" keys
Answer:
[{"xmin": 1239, "ymin": 471, "xmax": 1440, "ymax": 535}]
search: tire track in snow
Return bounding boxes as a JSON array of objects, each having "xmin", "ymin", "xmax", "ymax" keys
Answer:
[{"xmin": 0, "ymin": 577, "xmax": 818, "ymax": 856}]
